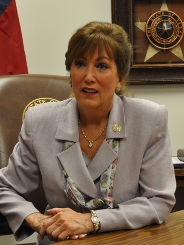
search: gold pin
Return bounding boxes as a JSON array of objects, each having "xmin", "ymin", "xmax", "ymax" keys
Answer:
[{"xmin": 112, "ymin": 124, "xmax": 122, "ymax": 132}]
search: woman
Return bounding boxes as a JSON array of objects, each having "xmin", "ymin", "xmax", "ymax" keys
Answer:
[{"xmin": 0, "ymin": 21, "xmax": 176, "ymax": 244}]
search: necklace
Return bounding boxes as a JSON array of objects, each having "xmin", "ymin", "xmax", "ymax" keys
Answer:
[{"xmin": 79, "ymin": 120, "xmax": 108, "ymax": 148}]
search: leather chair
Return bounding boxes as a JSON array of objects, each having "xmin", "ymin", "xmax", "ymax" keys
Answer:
[{"xmin": 0, "ymin": 74, "xmax": 71, "ymax": 235}]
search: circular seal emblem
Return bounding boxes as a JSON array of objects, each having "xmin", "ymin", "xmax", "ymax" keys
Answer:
[
  {"xmin": 22, "ymin": 98, "xmax": 59, "ymax": 121},
  {"xmin": 146, "ymin": 10, "xmax": 183, "ymax": 50}
]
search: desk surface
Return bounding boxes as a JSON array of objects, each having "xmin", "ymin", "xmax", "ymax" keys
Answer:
[{"xmin": 49, "ymin": 210, "xmax": 184, "ymax": 245}]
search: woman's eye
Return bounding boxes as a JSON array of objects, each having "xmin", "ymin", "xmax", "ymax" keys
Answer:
[
  {"xmin": 97, "ymin": 63, "xmax": 109, "ymax": 70},
  {"xmin": 75, "ymin": 61, "xmax": 85, "ymax": 68}
]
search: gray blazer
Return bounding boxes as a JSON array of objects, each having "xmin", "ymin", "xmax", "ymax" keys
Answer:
[{"xmin": 0, "ymin": 94, "xmax": 176, "ymax": 244}]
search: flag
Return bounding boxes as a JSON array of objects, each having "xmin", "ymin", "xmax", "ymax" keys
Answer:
[{"xmin": 0, "ymin": 0, "xmax": 28, "ymax": 74}]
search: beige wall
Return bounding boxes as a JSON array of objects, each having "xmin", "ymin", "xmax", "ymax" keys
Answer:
[{"xmin": 16, "ymin": 0, "xmax": 184, "ymax": 155}]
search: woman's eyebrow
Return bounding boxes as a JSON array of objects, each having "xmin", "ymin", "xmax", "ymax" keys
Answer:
[
  {"xmin": 96, "ymin": 56, "xmax": 110, "ymax": 61},
  {"xmin": 76, "ymin": 55, "xmax": 111, "ymax": 61}
]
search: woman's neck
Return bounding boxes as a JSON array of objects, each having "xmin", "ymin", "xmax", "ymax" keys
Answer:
[
  {"xmin": 78, "ymin": 105, "xmax": 111, "ymax": 126},
  {"xmin": 78, "ymin": 108, "xmax": 109, "ymax": 159}
]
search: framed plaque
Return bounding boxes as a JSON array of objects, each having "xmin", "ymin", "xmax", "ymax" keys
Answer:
[{"xmin": 112, "ymin": 0, "xmax": 184, "ymax": 84}]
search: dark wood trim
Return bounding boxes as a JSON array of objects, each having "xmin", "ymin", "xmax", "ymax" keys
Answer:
[{"xmin": 111, "ymin": 0, "xmax": 184, "ymax": 85}]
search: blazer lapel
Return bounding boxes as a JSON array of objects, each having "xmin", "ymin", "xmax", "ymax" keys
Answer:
[
  {"xmin": 88, "ymin": 140, "xmax": 118, "ymax": 181},
  {"xmin": 57, "ymin": 142, "xmax": 98, "ymax": 198},
  {"xmin": 55, "ymin": 99, "xmax": 79, "ymax": 142},
  {"xmin": 54, "ymin": 95, "xmax": 127, "ymax": 198},
  {"xmin": 87, "ymin": 94, "xmax": 127, "ymax": 182},
  {"xmin": 106, "ymin": 94, "xmax": 126, "ymax": 139},
  {"xmin": 55, "ymin": 99, "xmax": 98, "ymax": 197}
]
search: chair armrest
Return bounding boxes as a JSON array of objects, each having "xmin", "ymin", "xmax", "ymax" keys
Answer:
[{"xmin": 0, "ymin": 212, "xmax": 12, "ymax": 235}]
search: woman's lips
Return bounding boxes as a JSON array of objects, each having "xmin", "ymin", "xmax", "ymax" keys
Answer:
[{"xmin": 82, "ymin": 88, "xmax": 98, "ymax": 95}]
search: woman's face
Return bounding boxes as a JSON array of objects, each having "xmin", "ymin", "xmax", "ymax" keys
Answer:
[{"xmin": 70, "ymin": 48, "xmax": 122, "ymax": 112}]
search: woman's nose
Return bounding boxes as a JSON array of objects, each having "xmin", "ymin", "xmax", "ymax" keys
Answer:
[{"xmin": 84, "ymin": 66, "xmax": 95, "ymax": 83}]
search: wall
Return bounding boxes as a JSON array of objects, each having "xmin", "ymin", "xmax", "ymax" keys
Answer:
[{"xmin": 16, "ymin": 0, "xmax": 111, "ymax": 76}]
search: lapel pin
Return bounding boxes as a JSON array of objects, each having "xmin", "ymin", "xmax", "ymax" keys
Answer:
[{"xmin": 112, "ymin": 124, "xmax": 122, "ymax": 132}]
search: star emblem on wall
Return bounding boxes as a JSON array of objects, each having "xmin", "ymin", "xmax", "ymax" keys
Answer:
[{"xmin": 134, "ymin": 0, "xmax": 184, "ymax": 62}]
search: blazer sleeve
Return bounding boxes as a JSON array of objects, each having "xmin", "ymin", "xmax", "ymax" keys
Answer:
[
  {"xmin": 96, "ymin": 105, "xmax": 176, "ymax": 232},
  {"xmin": 0, "ymin": 108, "xmax": 41, "ymax": 241}
]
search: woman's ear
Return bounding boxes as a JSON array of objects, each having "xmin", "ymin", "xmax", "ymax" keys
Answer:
[{"xmin": 118, "ymin": 76, "xmax": 124, "ymax": 87}]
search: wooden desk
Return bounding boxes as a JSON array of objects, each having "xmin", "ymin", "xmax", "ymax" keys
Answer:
[
  {"xmin": 174, "ymin": 168, "xmax": 184, "ymax": 211},
  {"xmin": 175, "ymin": 168, "xmax": 184, "ymax": 187},
  {"xmin": 48, "ymin": 210, "xmax": 184, "ymax": 245}
]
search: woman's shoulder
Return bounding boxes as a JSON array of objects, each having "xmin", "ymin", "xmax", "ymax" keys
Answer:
[
  {"xmin": 28, "ymin": 98, "xmax": 72, "ymax": 113},
  {"xmin": 121, "ymin": 95, "xmax": 167, "ymax": 112},
  {"xmin": 118, "ymin": 96, "xmax": 168, "ymax": 133},
  {"xmin": 119, "ymin": 96, "xmax": 168, "ymax": 123},
  {"xmin": 24, "ymin": 98, "xmax": 75, "ymax": 122}
]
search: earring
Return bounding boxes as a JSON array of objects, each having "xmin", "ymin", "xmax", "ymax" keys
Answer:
[
  {"xmin": 69, "ymin": 91, "xmax": 75, "ymax": 98},
  {"xmin": 115, "ymin": 86, "xmax": 120, "ymax": 94},
  {"xmin": 69, "ymin": 81, "xmax": 74, "ymax": 98}
]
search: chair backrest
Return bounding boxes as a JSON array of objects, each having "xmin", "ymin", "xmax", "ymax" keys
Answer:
[
  {"xmin": 0, "ymin": 74, "xmax": 71, "ymax": 168},
  {"xmin": 0, "ymin": 74, "xmax": 71, "ymax": 219}
]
